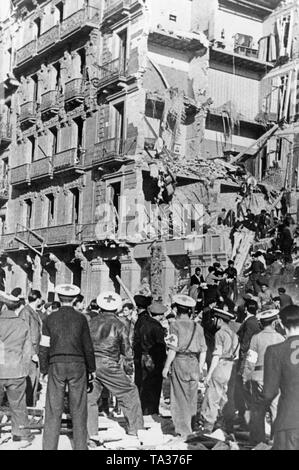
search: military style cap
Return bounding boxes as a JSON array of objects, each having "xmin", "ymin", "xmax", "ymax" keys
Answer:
[
  {"xmin": 0, "ymin": 291, "xmax": 21, "ymax": 308},
  {"xmin": 55, "ymin": 284, "xmax": 81, "ymax": 297},
  {"xmin": 97, "ymin": 291, "xmax": 122, "ymax": 312},
  {"xmin": 258, "ymin": 309, "xmax": 280, "ymax": 322},
  {"xmin": 173, "ymin": 294, "xmax": 196, "ymax": 308},
  {"xmin": 148, "ymin": 301, "xmax": 168, "ymax": 316},
  {"xmin": 134, "ymin": 295, "xmax": 152, "ymax": 308},
  {"xmin": 213, "ymin": 308, "xmax": 235, "ymax": 321}
]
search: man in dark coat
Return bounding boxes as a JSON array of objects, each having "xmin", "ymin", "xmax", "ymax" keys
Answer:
[
  {"xmin": 20, "ymin": 290, "xmax": 43, "ymax": 407},
  {"xmin": 244, "ymin": 253, "xmax": 266, "ymax": 296},
  {"xmin": 264, "ymin": 305, "xmax": 299, "ymax": 449},
  {"xmin": 133, "ymin": 296, "xmax": 167, "ymax": 416},
  {"xmin": 40, "ymin": 284, "xmax": 95, "ymax": 450},
  {"xmin": 87, "ymin": 292, "xmax": 143, "ymax": 444},
  {"xmin": 273, "ymin": 287, "xmax": 293, "ymax": 310}
]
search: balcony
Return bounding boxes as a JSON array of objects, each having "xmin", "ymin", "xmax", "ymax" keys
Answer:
[
  {"xmin": 102, "ymin": 0, "xmax": 141, "ymax": 25},
  {"xmin": 10, "ymin": 164, "xmax": 31, "ymax": 187},
  {"xmin": 15, "ymin": 40, "xmax": 37, "ymax": 67},
  {"xmin": 60, "ymin": 6, "xmax": 100, "ymax": 39},
  {"xmin": 37, "ymin": 24, "xmax": 60, "ymax": 53},
  {"xmin": 0, "ymin": 122, "xmax": 12, "ymax": 149},
  {"xmin": 19, "ymin": 101, "xmax": 37, "ymax": 129},
  {"xmin": 92, "ymin": 59, "xmax": 128, "ymax": 93},
  {"xmin": 64, "ymin": 79, "xmax": 85, "ymax": 108},
  {"xmin": 93, "ymin": 138, "xmax": 126, "ymax": 167},
  {"xmin": 14, "ymin": 6, "xmax": 100, "ymax": 68},
  {"xmin": 0, "ymin": 180, "xmax": 9, "ymax": 202},
  {"xmin": 52, "ymin": 148, "xmax": 84, "ymax": 174},
  {"xmin": 1, "ymin": 224, "xmax": 80, "ymax": 252},
  {"xmin": 40, "ymin": 90, "xmax": 60, "ymax": 119},
  {"xmin": 30, "ymin": 157, "xmax": 53, "ymax": 181},
  {"xmin": 210, "ymin": 46, "xmax": 274, "ymax": 75}
]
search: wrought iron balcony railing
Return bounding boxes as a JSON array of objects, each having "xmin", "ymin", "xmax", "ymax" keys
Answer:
[
  {"xmin": 19, "ymin": 101, "xmax": 37, "ymax": 124},
  {"xmin": 15, "ymin": 6, "xmax": 100, "ymax": 67},
  {"xmin": 40, "ymin": 90, "xmax": 60, "ymax": 115},
  {"xmin": 64, "ymin": 78, "xmax": 85, "ymax": 104},
  {"xmin": 10, "ymin": 164, "xmax": 31, "ymax": 186}
]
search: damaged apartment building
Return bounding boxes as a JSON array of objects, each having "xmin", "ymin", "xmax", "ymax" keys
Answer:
[{"xmin": 0, "ymin": 0, "xmax": 291, "ymax": 303}]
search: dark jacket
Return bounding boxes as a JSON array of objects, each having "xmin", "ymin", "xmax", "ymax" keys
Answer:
[
  {"xmin": 40, "ymin": 306, "xmax": 95, "ymax": 374},
  {"xmin": 20, "ymin": 304, "xmax": 42, "ymax": 355},
  {"xmin": 89, "ymin": 312, "xmax": 132, "ymax": 362},
  {"xmin": 0, "ymin": 309, "xmax": 32, "ymax": 379},
  {"xmin": 273, "ymin": 293, "xmax": 293, "ymax": 310},
  {"xmin": 190, "ymin": 274, "xmax": 204, "ymax": 286},
  {"xmin": 237, "ymin": 315, "xmax": 261, "ymax": 362},
  {"xmin": 89, "ymin": 311, "xmax": 132, "ymax": 362},
  {"xmin": 133, "ymin": 313, "xmax": 166, "ymax": 365},
  {"xmin": 264, "ymin": 337, "xmax": 299, "ymax": 432},
  {"xmin": 244, "ymin": 260, "xmax": 265, "ymax": 277}
]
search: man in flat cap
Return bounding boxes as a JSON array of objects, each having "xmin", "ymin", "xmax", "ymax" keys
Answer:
[
  {"xmin": 133, "ymin": 297, "xmax": 167, "ymax": 416},
  {"xmin": 201, "ymin": 308, "xmax": 239, "ymax": 435},
  {"xmin": 0, "ymin": 292, "xmax": 34, "ymax": 445},
  {"xmin": 163, "ymin": 295, "xmax": 207, "ymax": 439},
  {"xmin": 87, "ymin": 291, "xmax": 143, "ymax": 446},
  {"xmin": 41, "ymin": 284, "xmax": 95, "ymax": 450},
  {"xmin": 242, "ymin": 309, "xmax": 284, "ymax": 446}
]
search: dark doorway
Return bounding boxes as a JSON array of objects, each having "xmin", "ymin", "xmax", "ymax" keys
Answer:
[{"xmin": 68, "ymin": 260, "xmax": 82, "ymax": 289}]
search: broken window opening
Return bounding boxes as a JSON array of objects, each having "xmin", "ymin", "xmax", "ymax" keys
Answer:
[
  {"xmin": 53, "ymin": 61, "xmax": 61, "ymax": 91},
  {"xmin": 28, "ymin": 135, "xmax": 36, "ymax": 162},
  {"xmin": 56, "ymin": 1, "xmax": 64, "ymax": 24},
  {"xmin": 34, "ymin": 17, "xmax": 41, "ymax": 39},
  {"xmin": 118, "ymin": 29, "xmax": 127, "ymax": 73},
  {"xmin": 50, "ymin": 127, "xmax": 58, "ymax": 155},
  {"xmin": 25, "ymin": 199, "xmax": 33, "ymax": 229},
  {"xmin": 78, "ymin": 48, "xmax": 87, "ymax": 78}
]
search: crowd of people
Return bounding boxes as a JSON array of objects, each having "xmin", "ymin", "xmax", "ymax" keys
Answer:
[{"xmin": 0, "ymin": 246, "xmax": 299, "ymax": 450}]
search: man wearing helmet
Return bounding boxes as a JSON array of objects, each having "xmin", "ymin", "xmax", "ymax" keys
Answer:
[{"xmin": 87, "ymin": 291, "xmax": 143, "ymax": 446}]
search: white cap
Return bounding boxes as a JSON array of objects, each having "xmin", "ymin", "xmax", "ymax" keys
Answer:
[
  {"xmin": 258, "ymin": 309, "xmax": 280, "ymax": 322},
  {"xmin": 55, "ymin": 284, "xmax": 81, "ymax": 297},
  {"xmin": 0, "ymin": 291, "xmax": 20, "ymax": 307},
  {"xmin": 173, "ymin": 294, "xmax": 196, "ymax": 308},
  {"xmin": 97, "ymin": 291, "xmax": 122, "ymax": 312}
]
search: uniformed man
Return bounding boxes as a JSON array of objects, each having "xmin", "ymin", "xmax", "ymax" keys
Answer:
[
  {"xmin": 162, "ymin": 295, "xmax": 207, "ymax": 439},
  {"xmin": 133, "ymin": 298, "xmax": 167, "ymax": 416},
  {"xmin": 242, "ymin": 309, "xmax": 285, "ymax": 445},
  {"xmin": 201, "ymin": 308, "xmax": 239, "ymax": 434},
  {"xmin": 87, "ymin": 291, "xmax": 143, "ymax": 445},
  {"xmin": 264, "ymin": 305, "xmax": 299, "ymax": 450},
  {"xmin": 40, "ymin": 284, "xmax": 96, "ymax": 450}
]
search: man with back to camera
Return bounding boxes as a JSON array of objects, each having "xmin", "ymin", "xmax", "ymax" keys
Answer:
[
  {"xmin": 87, "ymin": 291, "xmax": 143, "ymax": 446},
  {"xmin": 264, "ymin": 305, "xmax": 299, "ymax": 450},
  {"xmin": 40, "ymin": 284, "xmax": 95, "ymax": 450}
]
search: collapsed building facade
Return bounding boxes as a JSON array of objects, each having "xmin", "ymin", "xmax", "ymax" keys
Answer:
[{"xmin": 0, "ymin": 0, "xmax": 294, "ymax": 303}]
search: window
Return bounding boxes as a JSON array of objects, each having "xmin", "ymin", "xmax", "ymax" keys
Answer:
[
  {"xmin": 25, "ymin": 199, "xmax": 33, "ymax": 228},
  {"xmin": 70, "ymin": 188, "xmax": 80, "ymax": 224},
  {"xmin": 169, "ymin": 14, "xmax": 177, "ymax": 22},
  {"xmin": 78, "ymin": 48, "xmax": 86, "ymax": 78},
  {"xmin": 74, "ymin": 117, "xmax": 84, "ymax": 160},
  {"xmin": 109, "ymin": 181, "xmax": 121, "ymax": 232},
  {"xmin": 34, "ymin": 17, "xmax": 41, "ymax": 39},
  {"xmin": 32, "ymin": 74, "xmax": 39, "ymax": 102},
  {"xmin": 46, "ymin": 194, "xmax": 55, "ymax": 226},
  {"xmin": 113, "ymin": 102, "xmax": 125, "ymax": 152},
  {"xmin": 118, "ymin": 29, "xmax": 127, "ymax": 73},
  {"xmin": 53, "ymin": 62, "xmax": 61, "ymax": 90},
  {"xmin": 0, "ymin": 216, "xmax": 5, "ymax": 235},
  {"xmin": 56, "ymin": 1, "xmax": 64, "ymax": 24},
  {"xmin": 49, "ymin": 127, "xmax": 58, "ymax": 155},
  {"xmin": 2, "ymin": 159, "xmax": 8, "ymax": 180},
  {"xmin": 28, "ymin": 136, "xmax": 36, "ymax": 162}
]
